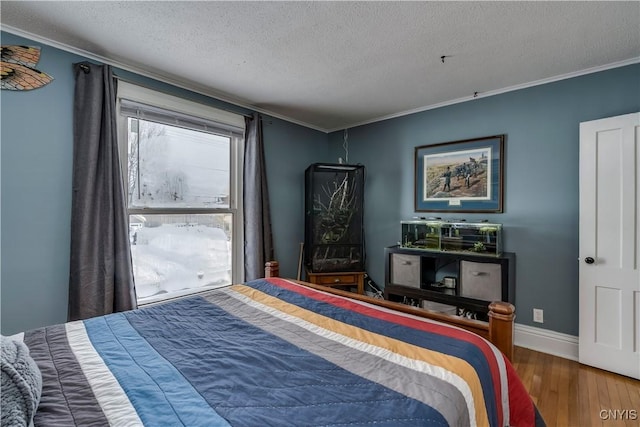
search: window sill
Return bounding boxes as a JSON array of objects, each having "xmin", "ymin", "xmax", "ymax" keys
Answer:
[{"xmin": 137, "ymin": 282, "xmax": 232, "ymax": 307}]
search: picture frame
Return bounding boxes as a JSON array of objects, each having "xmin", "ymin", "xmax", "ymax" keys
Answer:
[{"xmin": 414, "ymin": 134, "xmax": 505, "ymax": 213}]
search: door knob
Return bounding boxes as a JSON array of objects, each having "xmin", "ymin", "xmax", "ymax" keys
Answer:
[{"xmin": 585, "ymin": 257, "xmax": 595, "ymax": 264}]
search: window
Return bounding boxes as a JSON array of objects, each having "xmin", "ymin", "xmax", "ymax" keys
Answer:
[{"xmin": 117, "ymin": 82, "xmax": 244, "ymax": 304}]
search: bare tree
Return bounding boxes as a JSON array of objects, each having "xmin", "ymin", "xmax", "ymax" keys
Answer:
[{"xmin": 127, "ymin": 119, "xmax": 167, "ymax": 204}]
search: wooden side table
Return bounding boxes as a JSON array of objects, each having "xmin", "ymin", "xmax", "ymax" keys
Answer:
[{"xmin": 306, "ymin": 271, "xmax": 365, "ymax": 295}]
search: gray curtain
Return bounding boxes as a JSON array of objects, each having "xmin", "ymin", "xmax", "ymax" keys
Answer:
[
  {"xmin": 243, "ymin": 113, "xmax": 274, "ymax": 280},
  {"xmin": 68, "ymin": 62, "xmax": 136, "ymax": 321}
]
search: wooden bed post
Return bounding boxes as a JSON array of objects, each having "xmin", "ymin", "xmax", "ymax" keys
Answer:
[
  {"xmin": 265, "ymin": 261, "xmax": 280, "ymax": 278},
  {"xmin": 488, "ymin": 301, "xmax": 515, "ymax": 360}
]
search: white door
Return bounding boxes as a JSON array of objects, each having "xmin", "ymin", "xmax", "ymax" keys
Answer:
[{"xmin": 579, "ymin": 112, "xmax": 640, "ymax": 379}]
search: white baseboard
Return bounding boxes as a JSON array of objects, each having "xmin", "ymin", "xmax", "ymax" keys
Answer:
[{"xmin": 514, "ymin": 323, "xmax": 579, "ymax": 361}]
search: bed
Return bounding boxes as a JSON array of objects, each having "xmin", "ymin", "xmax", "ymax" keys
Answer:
[{"xmin": 3, "ymin": 261, "xmax": 545, "ymax": 427}]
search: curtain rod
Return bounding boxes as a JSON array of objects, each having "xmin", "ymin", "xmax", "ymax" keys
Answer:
[{"xmin": 75, "ymin": 62, "xmax": 269, "ymax": 123}]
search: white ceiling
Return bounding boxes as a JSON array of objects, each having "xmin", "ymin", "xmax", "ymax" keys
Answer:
[{"xmin": 2, "ymin": 1, "xmax": 639, "ymax": 132}]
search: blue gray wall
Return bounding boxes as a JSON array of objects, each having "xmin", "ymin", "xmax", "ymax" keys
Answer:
[
  {"xmin": 328, "ymin": 64, "xmax": 640, "ymax": 335},
  {"xmin": 3, "ymin": 30, "xmax": 639, "ymax": 337},
  {"xmin": 1, "ymin": 32, "xmax": 327, "ymax": 334}
]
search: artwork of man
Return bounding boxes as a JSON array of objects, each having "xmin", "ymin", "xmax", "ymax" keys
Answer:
[{"xmin": 442, "ymin": 166, "xmax": 452, "ymax": 192}]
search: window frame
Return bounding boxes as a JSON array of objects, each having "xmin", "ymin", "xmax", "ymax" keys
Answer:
[{"xmin": 116, "ymin": 81, "xmax": 245, "ymax": 304}]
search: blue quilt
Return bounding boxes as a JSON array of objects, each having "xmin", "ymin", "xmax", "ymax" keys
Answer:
[{"xmin": 24, "ymin": 278, "xmax": 543, "ymax": 426}]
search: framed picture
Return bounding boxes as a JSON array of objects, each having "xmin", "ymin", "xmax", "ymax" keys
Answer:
[{"xmin": 414, "ymin": 134, "xmax": 505, "ymax": 213}]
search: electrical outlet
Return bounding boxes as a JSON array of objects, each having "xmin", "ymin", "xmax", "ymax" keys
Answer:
[{"xmin": 533, "ymin": 308, "xmax": 544, "ymax": 323}]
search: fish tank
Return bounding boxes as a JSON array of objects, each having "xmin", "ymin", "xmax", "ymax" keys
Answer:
[
  {"xmin": 400, "ymin": 220, "xmax": 502, "ymax": 256},
  {"xmin": 400, "ymin": 220, "xmax": 442, "ymax": 250},
  {"xmin": 440, "ymin": 221, "xmax": 502, "ymax": 256}
]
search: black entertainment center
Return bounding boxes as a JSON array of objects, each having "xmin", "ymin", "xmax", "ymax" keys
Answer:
[{"xmin": 384, "ymin": 245, "xmax": 515, "ymax": 321}]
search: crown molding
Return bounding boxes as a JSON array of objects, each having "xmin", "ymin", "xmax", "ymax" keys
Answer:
[
  {"xmin": 3, "ymin": 25, "xmax": 638, "ymax": 135},
  {"xmin": 329, "ymin": 56, "xmax": 640, "ymax": 133},
  {"xmin": 1, "ymin": 25, "xmax": 328, "ymax": 133}
]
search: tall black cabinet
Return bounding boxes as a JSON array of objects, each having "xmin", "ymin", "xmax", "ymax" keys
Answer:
[{"xmin": 304, "ymin": 163, "xmax": 365, "ymax": 273}]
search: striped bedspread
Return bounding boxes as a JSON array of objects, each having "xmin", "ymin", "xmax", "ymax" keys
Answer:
[{"xmin": 25, "ymin": 278, "xmax": 543, "ymax": 426}]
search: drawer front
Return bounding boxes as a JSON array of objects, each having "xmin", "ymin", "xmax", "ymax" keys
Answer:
[
  {"xmin": 390, "ymin": 254, "xmax": 421, "ymax": 288},
  {"xmin": 460, "ymin": 260, "xmax": 502, "ymax": 301},
  {"xmin": 316, "ymin": 274, "xmax": 357, "ymax": 285}
]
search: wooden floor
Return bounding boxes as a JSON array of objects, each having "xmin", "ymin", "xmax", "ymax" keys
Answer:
[{"xmin": 512, "ymin": 346, "xmax": 640, "ymax": 427}]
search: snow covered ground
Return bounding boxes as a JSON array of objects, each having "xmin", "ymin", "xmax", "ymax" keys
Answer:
[{"xmin": 131, "ymin": 223, "xmax": 231, "ymax": 302}]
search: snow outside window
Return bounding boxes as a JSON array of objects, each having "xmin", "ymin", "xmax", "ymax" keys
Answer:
[{"xmin": 117, "ymin": 82, "xmax": 244, "ymax": 305}]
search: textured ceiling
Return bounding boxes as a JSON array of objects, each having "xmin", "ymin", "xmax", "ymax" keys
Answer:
[{"xmin": 2, "ymin": 1, "xmax": 639, "ymax": 132}]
